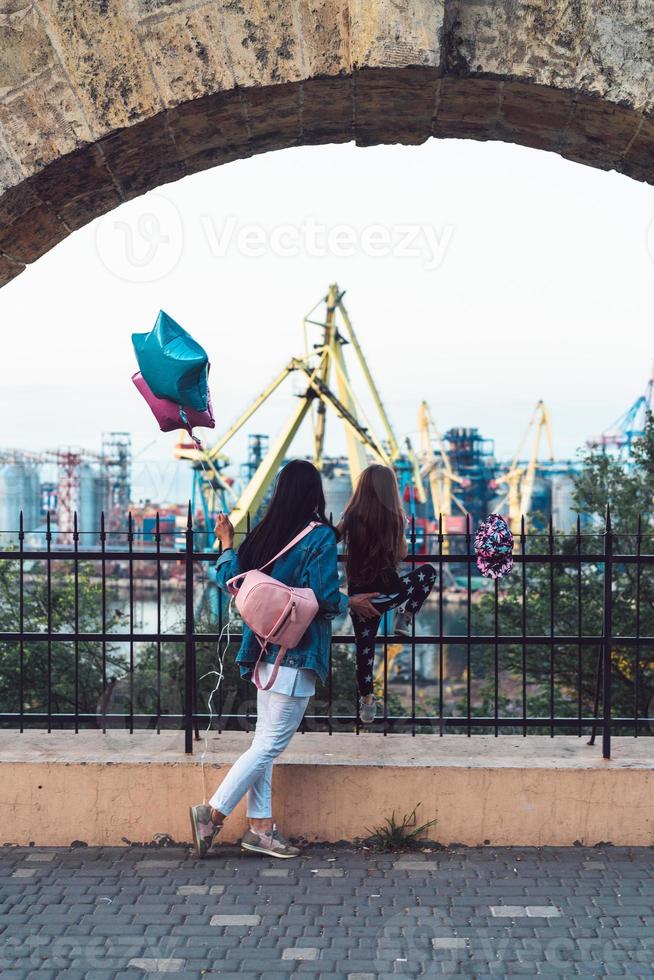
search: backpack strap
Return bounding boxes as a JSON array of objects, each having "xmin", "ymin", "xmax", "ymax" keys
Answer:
[
  {"xmin": 252, "ymin": 642, "xmax": 288, "ymax": 691},
  {"xmin": 257, "ymin": 520, "xmax": 321, "ymax": 572},
  {"xmin": 251, "ymin": 523, "xmax": 321, "ymax": 689},
  {"xmin": 225, "ymin": 521, "xmax": 321, "ymax": 595}
]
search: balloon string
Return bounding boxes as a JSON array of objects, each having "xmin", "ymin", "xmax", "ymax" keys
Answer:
[
  {"xmin": 189, "ymin": 431, "xmax": 213, "ymax": 484},
  {"xmin": 198, "ymin": 595, "xmax": 235, "ymax": 804},
  {"xmin": 187, "ymin": 422, "xmax": 236, "ymax": 802}
]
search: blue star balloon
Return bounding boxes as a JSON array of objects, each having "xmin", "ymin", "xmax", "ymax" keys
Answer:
[{"xmin": 132, "ymin": 310, "xmax": 209, "ymax": 412}]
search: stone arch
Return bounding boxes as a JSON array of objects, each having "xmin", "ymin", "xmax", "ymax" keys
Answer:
[{"xmin": 1, "ymin": 0, "xmax": 653, "ymax": 287}]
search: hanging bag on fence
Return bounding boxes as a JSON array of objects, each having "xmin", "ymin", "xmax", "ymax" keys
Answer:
[
  {"xmin": 475, "ymin": 513, "xmax": 514, "ymax": 579},
  {"xmin": 226, "ymin": 523, "xmax": 320, "ymax": 691}
]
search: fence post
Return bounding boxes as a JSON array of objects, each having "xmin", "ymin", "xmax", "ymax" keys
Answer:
[
  {"xmin": 184, "ymin": 503, "xmax": 195, "ymax": 754},
  {"xmin": 602, "ymin": 506, "xmax": 613, "ymax": 760}
]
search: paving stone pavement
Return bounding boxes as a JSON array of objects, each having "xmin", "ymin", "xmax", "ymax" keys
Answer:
[{"xmin": 0, "ymin": 843, "xmax": 653, "ymax": 977}]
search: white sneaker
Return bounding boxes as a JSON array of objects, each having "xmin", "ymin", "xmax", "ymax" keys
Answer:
[
  {"xmin": 359, "ymin": 697, "xmax": 377, "ymax": 724},
  {"xmin": 189, "ymin": 804, "xmax": 221, "ymax": 858},
  {"xmin": 241, "ymin": 826, "xmax": 300, "ymax": 859},
  {"xmin": 394, "ymin": 608, "xmax": 413, "ymax": 636}
]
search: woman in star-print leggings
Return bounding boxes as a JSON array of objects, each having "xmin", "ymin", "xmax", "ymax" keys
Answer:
[
  {"xmin": 338, "ymin": 464, "xmax": 437, "ymax": 716},
  {"xmin": 350, "ymin": 564, "xmax": 437, "ymax": 696}
]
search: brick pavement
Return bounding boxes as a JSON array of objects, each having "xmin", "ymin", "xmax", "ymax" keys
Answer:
[{"xmin": 0, "ymin": 843, "xmax": 652, "ymax": 977}]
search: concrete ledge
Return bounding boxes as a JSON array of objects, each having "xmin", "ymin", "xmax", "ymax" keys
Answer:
[{"xmin": 2, "ymin": 732, "xmax": 653, "ymax": 847}]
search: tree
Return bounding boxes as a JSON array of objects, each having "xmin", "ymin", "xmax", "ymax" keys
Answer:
[
  {"xmin": 0, "ymin": 557, "xmax": 127, "ymax": 726},
  {"xmin": 472, "ymin": 415, "xmax": 654, "ymax": 732}
]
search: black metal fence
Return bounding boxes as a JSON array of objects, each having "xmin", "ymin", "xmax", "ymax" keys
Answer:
[{"xmin": 1, "ymin": 509, "xmax": 653, "ymax": 759}]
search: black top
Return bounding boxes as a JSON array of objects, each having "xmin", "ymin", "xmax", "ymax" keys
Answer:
[{"xmin": 347, "ymin": 565, "xmax": 403, "ymax": 596}]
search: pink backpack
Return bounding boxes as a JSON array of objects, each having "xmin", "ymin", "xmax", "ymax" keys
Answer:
[{"xmin": 226, "ymin": 522, "xmax": 320, "ymax": 691}]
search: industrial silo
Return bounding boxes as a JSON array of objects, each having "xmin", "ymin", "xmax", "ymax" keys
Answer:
[
  {"xmin": 79, "ymin": 465, "xmax": 105, "ymax": 547},
  {"xmin": 322, "ymin": 460, "xmax": 353, "ymax": 524},
  {"xmin": 529, "ymin": 475, "xmax": 552, "ymax": 529},
  {"xmin": 0, "ymin": 463, "xmax": 40, "ymax": 544},
  {"xmin": 551, "ymin": 475, "xmax": 578, "ymax": 533}
]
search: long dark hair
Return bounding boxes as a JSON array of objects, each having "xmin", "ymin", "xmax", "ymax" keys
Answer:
[
  {"xmin": 238, "ymin": 459, "xmax": 332, "ymax": 571},
  {"xmin": 339, "ymin": 464, "xmax": 405, "ymax": 584}
]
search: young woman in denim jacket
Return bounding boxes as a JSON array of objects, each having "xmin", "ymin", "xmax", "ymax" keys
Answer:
[{"xmin": 189, "ymin": 459, "xmax": 377, "ymax": 859}]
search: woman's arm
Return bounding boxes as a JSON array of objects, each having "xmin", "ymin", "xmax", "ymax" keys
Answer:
[
  {"xmin": 305, "ymin": 528, "xmax": 380, "ymax": 619},
  {"xmin": 304, "ymin": 526, "xmax": 349, "ymax": 617},
  {"xmin": 214, "ymin": 547, "xmax": 240, "ymax": 592},
  {"xmin": 213, "ymin": 513, "xmax": 240, "ymax": 592}
]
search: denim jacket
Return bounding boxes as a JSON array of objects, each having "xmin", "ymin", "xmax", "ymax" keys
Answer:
[{"xmin": 214, "ymin": 523, "xmax": 348, "ymax": 684}]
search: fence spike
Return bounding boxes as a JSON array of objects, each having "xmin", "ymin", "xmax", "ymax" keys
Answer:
[{"xmin": 605, "ymin": 503, "xmax": 612, "ymax": 533}]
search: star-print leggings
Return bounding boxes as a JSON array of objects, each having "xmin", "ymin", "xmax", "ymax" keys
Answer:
[{"xmin": 351, "ymin": 564, "xmax": 437, "ymax": 697}]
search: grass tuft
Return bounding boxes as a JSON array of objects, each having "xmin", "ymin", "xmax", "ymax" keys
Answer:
[{"xmin": 364, "ymin": 803, "xmax": 437, "ymax": 853}]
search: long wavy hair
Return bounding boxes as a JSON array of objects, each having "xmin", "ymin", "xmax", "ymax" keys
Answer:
[
  {"xmin": 339, "ymin": 464, "xmax": 406, "ymax": 584},
  {"xmin": 237, "ymin": 459, "xmax": 332, "ymax": 571}
]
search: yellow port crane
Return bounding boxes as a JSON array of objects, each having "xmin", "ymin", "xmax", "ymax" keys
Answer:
[
  {"xmin": 176, "ymin": 284, "xmax": 414, "ymax": 542},
  {"xmin": 495, "ymin": 399, "xmax": 554, "ymax": 533},
  {"xmin": 418, "ymin": 400, "xmax": 469, "ymax": 520}
]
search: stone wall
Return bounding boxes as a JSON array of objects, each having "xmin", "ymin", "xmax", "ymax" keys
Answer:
[
  {"xmin": 1, "ymin": 0, "xmax": 653, "ymax": 285},
  {"xmin": 3, "ymin": 732, "xmax": 654, "ymax": 846}
]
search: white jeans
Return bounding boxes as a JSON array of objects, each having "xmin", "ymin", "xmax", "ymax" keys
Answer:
[{"xmin": 209, "ymin": 687, "xmax": 310, "ymax": 819}]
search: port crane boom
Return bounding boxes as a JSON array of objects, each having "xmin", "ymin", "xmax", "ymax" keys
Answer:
[
  {"xmin": 178, "ymin": 284, "xmax": 416, "ymax": 543},
  {"xmin": 588, "ymin": 363, "xmax": 654, "ymax": 455},
  {"xmin": 418, "ymin": 400, "xmax": 468, "ymax": 520},
  {"xmin": 495, "ymin": 399, "xmax": 554, "ymax": 532}
]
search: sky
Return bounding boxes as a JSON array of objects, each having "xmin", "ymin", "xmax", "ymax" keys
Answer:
[{"xmin": 1, "ymin": 136, "xmax": 654, "ymax": 504}]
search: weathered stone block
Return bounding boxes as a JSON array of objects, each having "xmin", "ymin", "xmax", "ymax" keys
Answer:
[
  {"xmin": 168, "ymin": 89, "xmax": 246, "ymax": 159},
  {"xmin": 217, "ymin": 0, "xmax": 305, "ymax": 88},
  {"xmin": 136, "ymin": 3, "xmax": 233, "ymax": 108},
  {"xmin": 622, "ymin": 116, "xmax": 654, "ymax": 183},
  {"xmin": 99, "ymin": 114, "xmax": 184, "ymax": 200},
  {"xmin": 354, "ymin": 66, "xmax": 438, "ymax": 146},
  {"xmin": 0, "ymin": 66, "xmax": 93, "ymax": 172},
  {"xmin": 0, "ymin": 251, "xmax": 24, "ymax": 286},
  {"xmin": 0, "ymin": 181, "xmax": 68, "ymax": 261},
  {"xmin": 29, "ymin": 145, "xmax": 121, "ymax": 230},
  {"xmin": 36, "ymin": 0, "xmax": 162, "ymax": 132},
  {"xmin": 433, "ymin": 77, "xmax": 500, "ymax": 140},
  {"xmin": 349, "ymin": 0, "xmax": 442, "ymax": 70},
  {"xmin": 301, "ymin": 77, "xmax": 351, "ymax": 146},
  {"xmin": 500, "ymin": 83, "xmax": 573, "ymax": 147},
  {"xmin": 0, "ymin": 2, "xmax": 57, "ymax": 99},
  {"xmin": 563, "ymin": 99, "xmax": 642, "ymax": 170},
  {"xmin": 296, "ymin": 0, "xmax": 350, "ymax": 78},
  {"xmin": 242, "ymin": 83, "xmax": 302, "ymax": 155}
]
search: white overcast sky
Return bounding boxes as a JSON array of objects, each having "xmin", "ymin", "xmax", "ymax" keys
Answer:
[{"xmin": 1, "ymin": 137, "xmax": 654, "ymax": 503}]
